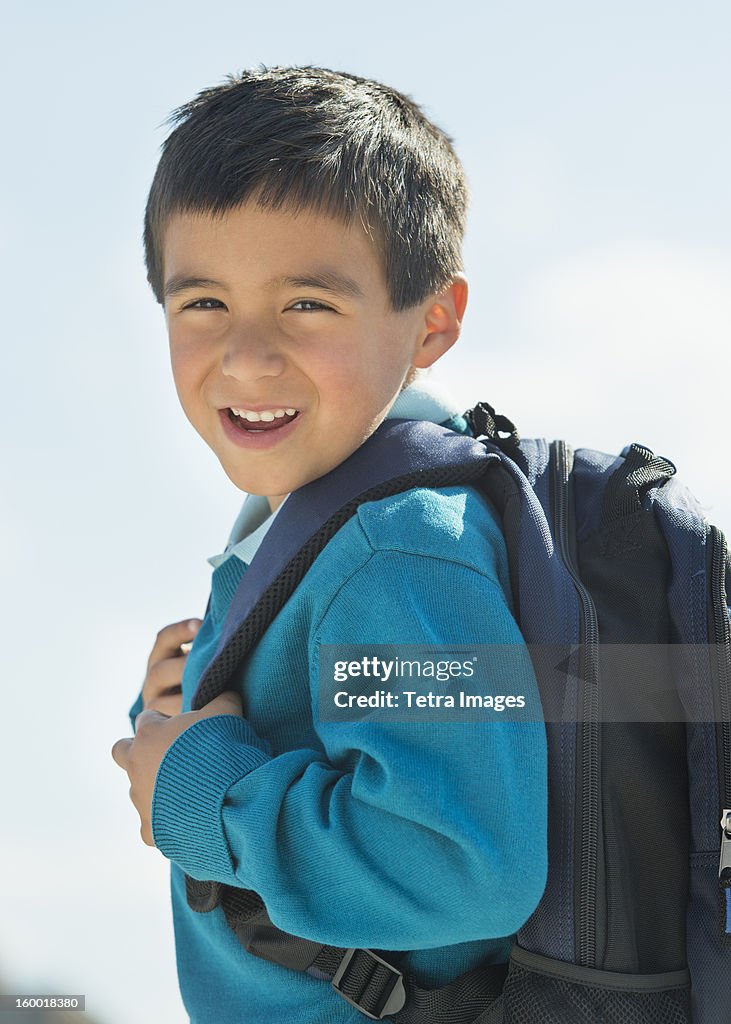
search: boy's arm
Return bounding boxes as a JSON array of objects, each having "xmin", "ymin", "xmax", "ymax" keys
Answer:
[
  {"xmin": 150, "ymin": 548, "xmax": 547, "ymax": 950},
  {"xmin": 113, "ymin": 690, "xmax": 244, "ymax": 847}
]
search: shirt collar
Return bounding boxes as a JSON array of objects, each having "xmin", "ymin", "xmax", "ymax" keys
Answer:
[
  {"xmin": 388, "ymin": 373, "xmax": 463, "ymax": 423},
  {"xmin": 207, "ymin": 494, "xmax": 288, "ymax": 569}
]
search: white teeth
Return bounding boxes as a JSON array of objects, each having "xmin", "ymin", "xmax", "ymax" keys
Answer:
[{"xmin": 230, "ymin": 406, "xmax": 298, "ymax": 422}]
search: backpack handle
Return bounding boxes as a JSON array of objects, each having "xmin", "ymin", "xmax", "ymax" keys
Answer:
[
  {"xmin": 602, "ymin": 442, "xmax": 676, "ymax": 525},
  {"xmin": 465, "ymin": 401, "xmax": 521, "ymax": 455}
]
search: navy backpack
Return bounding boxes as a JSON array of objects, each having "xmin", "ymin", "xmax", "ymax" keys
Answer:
[{"xmin": 185, "ymin": 403, "xmax": 731, "ymax": 1023}]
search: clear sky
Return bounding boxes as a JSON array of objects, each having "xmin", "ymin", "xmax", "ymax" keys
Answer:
[{"xmin": 1, "ymin": 2, "xmax": 729, "ymax": 1021}]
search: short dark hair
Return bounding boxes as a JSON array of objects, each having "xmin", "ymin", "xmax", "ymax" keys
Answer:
[{"xmin": 144, "ymin": 65, "xmax": 469, "ymax": 311}]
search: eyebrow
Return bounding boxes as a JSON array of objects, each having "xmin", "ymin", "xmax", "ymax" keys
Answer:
[
  {"xmin": 164, "ymin": 276, "xmax": 226, "ymax": 299},
  {"xmin": 271, "ymin": 271, "xmax": 364, "ymax": 300},
  {"xmin": 163, "ymin": 270, "xmax": 365, "ymax": 301}
]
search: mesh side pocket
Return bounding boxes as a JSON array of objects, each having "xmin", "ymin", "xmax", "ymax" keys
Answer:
[{"xmin": 502, "ymin": 946, "xmax": 691, "ymax": 1024}]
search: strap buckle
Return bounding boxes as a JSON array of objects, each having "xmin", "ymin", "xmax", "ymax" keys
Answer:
[{"xmin": 331, "ymin": 948, "xmax": 406, "ymax": 1020}]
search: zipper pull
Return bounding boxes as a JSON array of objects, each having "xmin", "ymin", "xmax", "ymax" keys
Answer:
[{"xmin": 720, "ymin": 810, "xmax": 731, "ymax": 880}]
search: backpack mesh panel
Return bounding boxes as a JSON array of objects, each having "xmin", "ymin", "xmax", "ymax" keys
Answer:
[{"xmin": 502, "ymin": 960, "xmax": 691, "ymax": 1024}]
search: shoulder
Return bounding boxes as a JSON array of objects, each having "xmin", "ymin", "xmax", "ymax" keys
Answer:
[
  {"xmin": 305, "ymin": 485, "xmax": 511, "ymax": 596},
  {"xmin": 304, "ymin": 486, "xmax": 519, "ymax": 646},
  {"xmin": 355, "ymin": 485, "xmax": 509, "ymax": 583}
]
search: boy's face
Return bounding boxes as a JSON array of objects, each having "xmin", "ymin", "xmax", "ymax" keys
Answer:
[{"xmin": 162, "ymin": 200, "xmax": 466, "ymax": 509}]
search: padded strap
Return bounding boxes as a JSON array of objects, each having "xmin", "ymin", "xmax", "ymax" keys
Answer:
[
  {"xmin": 192, "ymin": 431, "xmax": 496, "ymax": 711},
  {"xmin": 184, "ymin": 456, "xmax": 496, "ymax": 930},
  {"xmin": 181, "ymin": 419, "xmax": 515, "ymax": 1021}
]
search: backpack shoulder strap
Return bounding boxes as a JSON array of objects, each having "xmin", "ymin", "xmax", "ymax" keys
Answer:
[
  {"xmin": 192, "ymin": 418, "xmax": 495, "ymax": 710},
  {"xmin": 185, "ymin": 417, "xmax": 517, "ymax": 1022}
]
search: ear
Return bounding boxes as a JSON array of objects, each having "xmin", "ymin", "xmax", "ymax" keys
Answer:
[{"xmin": 411, "ymin": 274, "xmax": 469, "ymax": 369}]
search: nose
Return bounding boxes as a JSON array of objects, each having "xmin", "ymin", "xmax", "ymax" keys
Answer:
[{"xmin": 220, "ymin": 323, "xmax": 287, "ymax": 381}]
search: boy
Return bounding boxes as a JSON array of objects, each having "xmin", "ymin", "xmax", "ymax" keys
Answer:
[{"xmin": 112, "ymin": 66, "xmax": 547, "ymax": 1023}]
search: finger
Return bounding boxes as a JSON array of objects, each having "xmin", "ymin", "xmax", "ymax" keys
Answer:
[
  {"xmin": 145, "ymin": 692, "xmax": 184, "ymax": 717},
  {"xmin": 135, "ymin": 708, "xmax": 172, "ymax": 732},
  {"xmin": 143, "ymin": 681, "xmax": 182, "ymax": 713},
  {"xmin": 111, "ymin": 737, "xmax": 132, "ymax": 769},
  {"xmin": 143, "ymin": 657, "xmax": 187, "ymax": 705},
  {"xmin": 146, "ymin": 619, "xmax": 203, "ymax": 673},
  {"xmin": 141, "ymin": 822, "xmax": 155, "ymax": 848}
]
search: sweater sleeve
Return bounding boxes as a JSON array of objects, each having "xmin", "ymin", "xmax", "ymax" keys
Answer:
[
  {"xmin": 128, "ymin": 690, "xmax": 144, "ymax": 732},
  {"xmin": 151, "ymin": 545, "xmax": 547, "ymax": 951}
]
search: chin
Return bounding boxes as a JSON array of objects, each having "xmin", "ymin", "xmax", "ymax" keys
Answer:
[{"xmin": 221, "ymin": 467, "xmax": 290, "ymax": 498}]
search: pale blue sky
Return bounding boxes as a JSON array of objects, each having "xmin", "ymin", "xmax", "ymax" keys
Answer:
[{"xmin": 1, "ymin": 3, "xmax": 729, "ymax": 1021}]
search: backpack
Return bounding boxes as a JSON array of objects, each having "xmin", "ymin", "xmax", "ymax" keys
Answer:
[{"xmin": 185, "ymin": 403, "xmax": 731, "ymax": 1024}]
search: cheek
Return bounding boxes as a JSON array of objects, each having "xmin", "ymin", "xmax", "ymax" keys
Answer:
[
  {"xmin": 168, "ymin": 334, "xmax": 206, "ymax": 387},
  {"xmin": 297, "ymin": 327, "xmax": 413, "ymax": 407},
  {"xmin": 168, "ymin": 349, "xmax": 191, "ymax": 396},
  {"xmin": 300, "ymin": 346, "xmax": 368, "ymax": 396}
]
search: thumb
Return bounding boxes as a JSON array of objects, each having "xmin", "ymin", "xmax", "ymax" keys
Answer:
[{"xmin": 199, "ymin": 690, "xmax": 244, "ymax": 717}]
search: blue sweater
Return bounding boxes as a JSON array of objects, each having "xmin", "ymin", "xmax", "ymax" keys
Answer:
[{"xmin": 135, "ymin": 385, "xmax": 547, "ymax": 1023}]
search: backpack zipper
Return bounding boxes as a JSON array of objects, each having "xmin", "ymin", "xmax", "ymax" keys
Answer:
[
  {"xmin": 551, "ymin": 441, "xmax": 601, "ymax": 968},
  {"xmin": 710, "ymin": 526, "xmax": 731, "ymax": 890}
]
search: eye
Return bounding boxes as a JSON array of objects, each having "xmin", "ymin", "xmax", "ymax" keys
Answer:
[
  {"xmin": 289, "ymin": 300, "xmax": 334, "ymax": 312},
  {"xmin": 183, "ymin": 297, "xmax": 227, "ymax": 311}
]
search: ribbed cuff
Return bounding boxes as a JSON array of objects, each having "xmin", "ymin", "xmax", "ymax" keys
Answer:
[{"xmin": 151, "ymin": 714, "xmax": 270, "ymax": 880}]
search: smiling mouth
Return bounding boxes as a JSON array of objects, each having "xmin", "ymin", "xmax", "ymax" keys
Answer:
[{"xmin": 226, "ymin": 408, "xmax": 300, "ymax": 432}]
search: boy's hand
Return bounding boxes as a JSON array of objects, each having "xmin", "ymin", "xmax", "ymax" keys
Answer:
[
  {"xmin": 111, "ymin": 691, "xmax": 243, "ymax": 847},
  {"xmin": 142, "ymin": 618, "xmax": 203, "ymax": 716}
]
